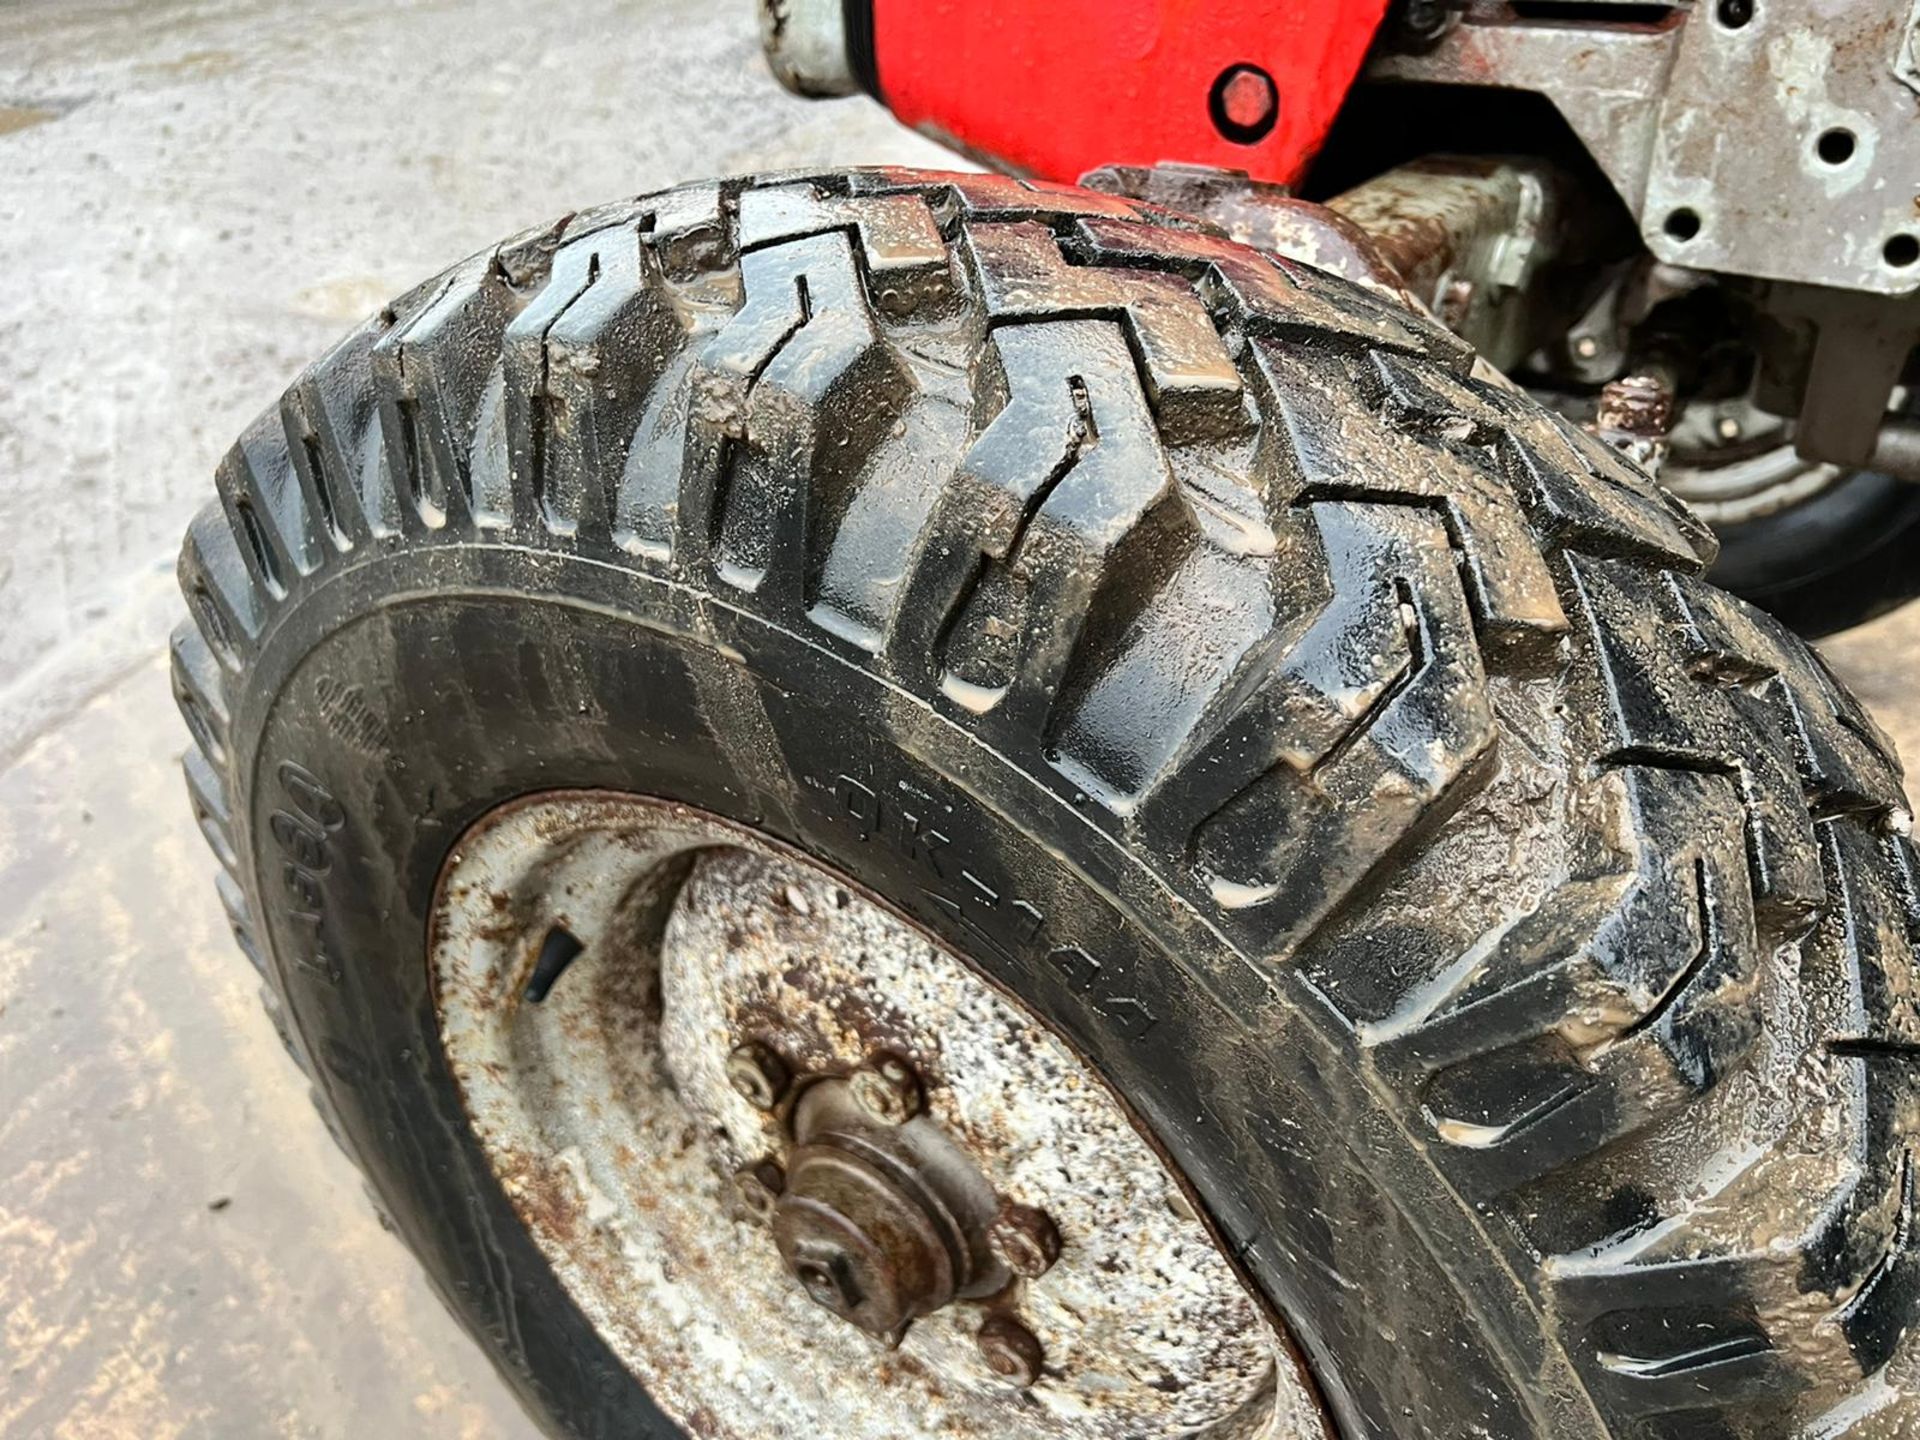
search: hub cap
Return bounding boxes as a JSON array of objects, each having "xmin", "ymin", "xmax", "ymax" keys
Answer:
[{"xmin": 431, "ymin": 792, "xmax": 1328, "ymax": 1439}]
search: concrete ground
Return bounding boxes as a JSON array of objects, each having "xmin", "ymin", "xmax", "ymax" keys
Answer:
[
  {"xmin": 0, "ymin": 2, "xmax": 950, "ymax": 1436},
  {"xmin": 0, "ymin": 2, "xmax": 1916, "ymax": 1438}
]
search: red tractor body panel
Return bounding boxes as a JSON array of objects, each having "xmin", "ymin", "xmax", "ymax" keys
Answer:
[{"xmin": 868, "ymin": 0, "xmax": 1391, "ymax": 186}]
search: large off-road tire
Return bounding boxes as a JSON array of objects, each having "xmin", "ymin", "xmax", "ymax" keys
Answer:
[{"xmin": 175, "ymin": 168, "xmax": 1920, "ymax": 1439}]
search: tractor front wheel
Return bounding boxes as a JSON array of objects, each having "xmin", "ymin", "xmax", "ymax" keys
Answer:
[{"xmin": 176, "ymin": 168, "xmax": 1920, "ymax": 1439}]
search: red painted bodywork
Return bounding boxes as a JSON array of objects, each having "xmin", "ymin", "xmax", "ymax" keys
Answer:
[{"xmin": 868, "ymin": 0, "xmax": 1393, "ymax": 187}]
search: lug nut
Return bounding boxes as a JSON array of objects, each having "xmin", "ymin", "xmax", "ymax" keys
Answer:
[
  {"xmin": 850, "ymin": 1052, "xmax": 923, "ymax": 1126},
  {"xmin": 988, "ymin": 1201, "xmax": 1062, "ymax": 1279},
  {"xmin": 1596, "ymin": 373, "xmax": 1675, "ymax": 440},
  {"xmin": 728, "ymin": 1041, "xmax": 792, "ymax": 1111},
  {"xmin": 734, "ymin": 1157, "xmax": 786, "ymax": 1222},
  {"xmin": 977, "ymin": 1314, "xmax": 1043, "ymax": 1387}
]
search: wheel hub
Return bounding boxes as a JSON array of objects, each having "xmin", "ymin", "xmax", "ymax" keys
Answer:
[
  {"xmin": 429, "ymin": 792, "xmax": 1329, "ymax": 1439},
  {"xmin": 765, "ymin": 1071, "xmax": 1008, "ymax": 1342}
]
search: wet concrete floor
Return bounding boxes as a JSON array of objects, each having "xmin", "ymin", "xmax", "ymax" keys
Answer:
[{"xmin": 0, "ymin": 2, "xmax": 947, "ymax": 1435}]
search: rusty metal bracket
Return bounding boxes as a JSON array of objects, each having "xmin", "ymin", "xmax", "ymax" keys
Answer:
[
  {"xmin": 1079, "ymin": 162, "xmax": 1415, "ymax": 303},
  {"xmin": 1326, "ymin": 155, "xmax": 1568, "ymax": 371},
  {"xmin": 1082, "ymin": 158, "xmax": 1571, "ymax": 372},
  {"xmin": 1900, "ymin": 0, "xmax": 1920, "ymax": 98},
  {"xmin": 1767, "ymin": 283, "xmax": 1920, "ymax": 480}
]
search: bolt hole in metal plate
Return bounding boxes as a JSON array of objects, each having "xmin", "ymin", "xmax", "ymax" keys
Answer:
[
  {"xmin": 430, "ymin": 793, "xmax": 1328, "ymax": 1440},
  {"xmin": 1663, "ymin": 206, "xmax": 1701, "ymax": 242},
  {"xmin": 1374, "ymin": 0, "xmax": 1920, "ymax": 295},
  {"xmin": 1816, "ymin": 126, "xmax": 1857, "ymax": 166}
]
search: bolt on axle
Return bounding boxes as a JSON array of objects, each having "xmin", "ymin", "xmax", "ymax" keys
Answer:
[
  {"xmin": 849, "ymin": 1052, "xmax": 923, "ymax": 1125},
  {"xmin": 734, "ymin": 1157, "xmax": 786, "ymax": 1222},
  {"xmin": 727, "ymin": 1040, "xmax": 792, "ymax": 1110},
  {"xmin": 988, "ymin": 1201, "xmax": 1062, "ymax": 1279},
  {"xmin": 977, "ymin": 1314, "xmax": 1045, "ymax": 1387}
]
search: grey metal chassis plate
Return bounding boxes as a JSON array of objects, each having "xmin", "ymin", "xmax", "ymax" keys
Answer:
[{"xmin": 1374, "ymin": 3, "xmax": 1920, "ymax": 297}]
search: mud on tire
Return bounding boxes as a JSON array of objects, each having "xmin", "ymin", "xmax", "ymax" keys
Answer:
[{"xmin": 175, "ymin": 168, "xmax": 1920, "ymax": 1439}]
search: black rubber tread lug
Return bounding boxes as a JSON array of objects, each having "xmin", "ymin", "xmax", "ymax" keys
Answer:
[
  {"xmin": 1538, "ymin": 815, "xmax": 1920, "ymax": 1422},
  {"xmin": 371, "ymin": 226, "xmax": 562, "ymax": 534},
  {"xmin": 926, "ymin": 319, "xmax": 1192, "ymax": 744},
  {"xmin": 1431, "ymin": 1027, "xmax": 1740, "ymax": 1208},
  {"xmin": 866, "ymin": 169, "xmax": 1149, "ymax": 222},
  {"xmin": 1360, "ymin": 350, "xmax": 1712, "ymax": 571},
  {"xmin": 1417, "ymin": 805, "xmax": 1763, "ymax": 1200},
  {"xmin": 216, "ymin": 420, "xmax": 319, "ymax": 597},
  {"xmin": 612, "ymin": 344, "xmax": 705, "ymax": 564},
  {"xmin": 1810, "ymin": 821, "xmax": 1920, "ymax": 1375},
  {"xmin": 279, "ymin": 386, "xmax": 358, "ymax": 554},
  {"xmin": 214, "ymin": 868, "xmax": 266, "ymax": 980},
  {"xmin": 738, "ymin": 181, "xmax": 953, "ymax": 318},
  {"xmin": 638, "ymin": 180, "xmax": 736, "ymax": 280},
  {"xmin": 257, "ymin": 983, "xmax": 308, "ymax": 1075},
  {"xmin": 879, "ymin": 322, "xmax": 1089, "ymax": 693},
  {"xmin": 1563, "ymin": 555, "xmax": 1830, "ymax": 931},
  {"xmin": 678, "ymin": 228, "xmax": 911, "ymax": 614},
  {"xmin": 1047, "ymin": 538, "xmax": 1278, "ymax": 810},
  {"xmin": 1585, "ymin": 1303, "xmax": 1795, "ymax": 1420},
  {"xmin": 182, "ymin": 743, "xmax": 239, "ymax": 879},
  {"xmin": 368, "ymin": 262, "xmax": 484, "ymax": 534},
  {"xmin": 960, "ymin": 219, "xmax": 1246, "ymax": 443},
  {"xmin": 284, "ymin": 318, "xmax": 405, "ymax": 544},
  {"xmin": 1129, "ymin": 506, "xmax": 1410, "ymax": 860},
  {"xmin": 170, "ymin": 619, "xmax": 231, "ymax": 768},
  {"xmin": 1183, "ymin": 501, "xmax": 1499, "ymax": 963},
  {"xmin": 1071, "ymin": 214, "xmax": 1468, "ymax": 371},
  {"xmin": 1253, "ymin": 340, "xmax": 1570, "ymax": 663},
  {"xmin": 503, "ymin": 220, "xmax": 682, "ymax": 542},
  {"xmin": 1274, "ymin": 251, "xmax": 1479, "ymax": 373},
  {"xmin": 180, "ymin": 493, "xmax": 265, "ymax": 669},
  {"xmin": 1377, "ymin": 768, "xmax": 1759, "ymax": 1079},
  {"xmin": 1664, "ymin": 572, "xmax": 1908, "ymax": 825},
  {"xmin": 671, "ymin": 235, "xmax": 814, "ymax": 577}
]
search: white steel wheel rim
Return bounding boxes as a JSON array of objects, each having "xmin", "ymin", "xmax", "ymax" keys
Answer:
[{"xmin": 429, "ymin": 791, "xmax": 1329, "ymax": 1440}]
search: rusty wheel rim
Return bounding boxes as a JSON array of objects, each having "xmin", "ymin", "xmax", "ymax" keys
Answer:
[
  {"xmin": 1662, "ymin": 396, "xmax": 1847, "ymax": 524},
  {"xmin": 430, "ymin": 791, "xmax": 1331, "ymax": 1440}
]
